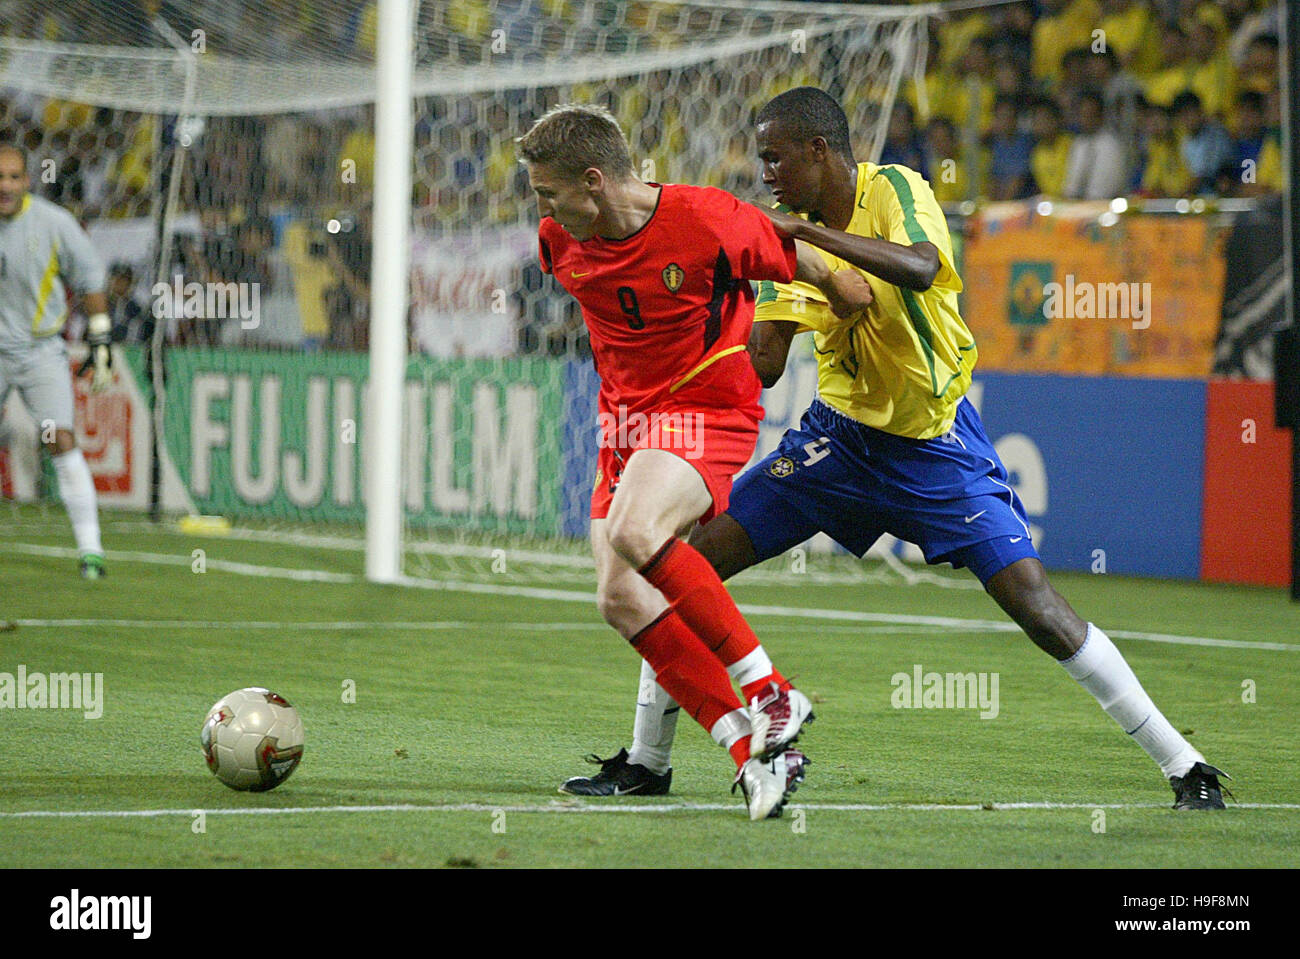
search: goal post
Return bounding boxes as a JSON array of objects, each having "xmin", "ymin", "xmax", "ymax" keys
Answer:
[{"xmin": 367, "ymin": 0, "xmax": 415, "ymax": 584}]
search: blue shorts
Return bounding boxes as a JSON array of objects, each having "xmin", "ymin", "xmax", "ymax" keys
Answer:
[{"xmin": 728, "ymin": 398, "xmax": 1039, "ymax": 585}]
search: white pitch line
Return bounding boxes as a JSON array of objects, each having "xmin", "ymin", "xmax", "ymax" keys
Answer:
[
  {"xmin": 5, "ymin": 542, "xmax": 1297, "ymax": 653},
  {"xmin": 8, "ymin": 618, "xmax": 992, "ymax": 636},
  {"xmin": 2, "ymin": 801, "xmax": 1298, "ymax": 819},
  {"xmin": 5, "ymin": 542, "xmax": 356, "ymax": 583},
  {"xmin": 11, "ymin": 618, "xmax": 611, "ymax": 632}
]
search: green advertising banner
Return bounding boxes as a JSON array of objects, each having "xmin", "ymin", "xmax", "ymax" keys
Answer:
[{"xmin": 160, "ymin": 348, "xmax": 565, "ymax": 535}]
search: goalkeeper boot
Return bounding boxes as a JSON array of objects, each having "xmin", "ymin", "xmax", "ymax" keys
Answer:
[
  {"xmin": 558, "ymin": 748, "xmax": 672, "ymax": 797},
  {"xmin": 1170, "ymin": 762, "xmax": 1232, "ymax": 810},
  {"xmin": 79, "ymin": 554, "xmax": 107, "ymax": 580},
  {"xmin": 733, "ymin": 748, "xmax": 808, "ymax": 821},
  {"xmin": 748, "ymin": 681, "xmax": 814, "ymax": 761}
]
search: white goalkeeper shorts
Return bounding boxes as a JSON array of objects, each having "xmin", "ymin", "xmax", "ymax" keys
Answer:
[{"xmin": 0, "ymin": 335, "xmax": 76, "ymax": 434}]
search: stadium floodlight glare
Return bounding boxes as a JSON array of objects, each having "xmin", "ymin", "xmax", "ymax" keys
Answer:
[{"xmin": 1109, "ymin": 197, "xmax": 1128, "ymax": 214}]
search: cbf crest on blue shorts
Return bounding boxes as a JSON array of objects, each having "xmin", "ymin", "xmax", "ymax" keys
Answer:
[{"xmin": 727, "ymin": 398, "xmax": 1039, "ymax": 585}]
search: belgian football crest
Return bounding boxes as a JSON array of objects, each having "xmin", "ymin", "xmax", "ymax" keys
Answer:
[{"xmin": 662, "ymin": 262, "xmax": 684, "ymax": 293}]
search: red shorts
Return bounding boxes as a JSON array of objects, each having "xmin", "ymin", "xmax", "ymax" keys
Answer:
[{"xmin": 590, "ymin": 405, "xmax": 760, "ymax": 523}]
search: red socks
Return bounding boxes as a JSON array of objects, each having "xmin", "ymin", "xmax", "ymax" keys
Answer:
[
  {"xmin": 741, "ymin": 673, "xmax": 787, "ymax": 706},
  {"xmin": 625, "ymin": 537, "xmax": 795, "ymax": 770},
  {"xmin": 629, "ymin": 609, "xmax": 751, "ymax": 767},
  {"xmin": 639, "ymin": 537, "xmax": 785, "ymax": 698}
]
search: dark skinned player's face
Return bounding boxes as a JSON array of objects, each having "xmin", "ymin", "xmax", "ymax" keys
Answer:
[{"xmin": 756, "ymin": 120, "xmax": 827, "ymax": 215}]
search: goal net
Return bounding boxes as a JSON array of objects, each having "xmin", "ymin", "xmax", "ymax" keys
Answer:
[{"xmin": 0, "ymin": 0, "xmax": 970, "ymax": 588}]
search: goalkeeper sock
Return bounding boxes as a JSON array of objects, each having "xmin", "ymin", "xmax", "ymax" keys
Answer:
[
  {"xmin": 629, "ymin": 608, "xmax": 751, "ymax": 769},
  {"xmin": 52, "ymin": 448, "xmax": 103, "ymax": 557},
  {"xmin": 626, "ymin": 658, "xmax": 680, "ymax": 776},
  {"xmin": 1059, "ymin": 623, "xmax": 1204, "ymax": 779},
  {"xmin": 639, "ymin": 537, "xmax": 785, "ymax": 698}
]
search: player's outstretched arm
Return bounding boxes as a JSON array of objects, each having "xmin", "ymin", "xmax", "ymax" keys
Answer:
[
  {"xmin": 792, "ymin": 240, "xmax": 874, "ymax": 320},
  {"xmin": 761, "ymin": 205, "xmax": 940, "ymax": 292}
]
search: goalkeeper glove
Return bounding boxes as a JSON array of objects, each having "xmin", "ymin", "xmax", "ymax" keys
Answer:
[{"xmin": 80, "ymin": 312, "xmax": 114, "ymax": 393}]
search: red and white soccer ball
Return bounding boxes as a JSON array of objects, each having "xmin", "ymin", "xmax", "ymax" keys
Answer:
[{"xmin": 201, "ymin": 687, "xmax": 305, "ymax": 791}]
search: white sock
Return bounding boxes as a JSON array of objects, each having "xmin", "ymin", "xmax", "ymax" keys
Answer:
[
  {"xmin": 1060, "ymin": 623, "xmax": 1204, "ymax": 779},
  {"xmin": 626, "ymin": 658, "xmax": 680, "ymax": 774},
  {"xmin": 727, "ymin": 645, "xmax": 775, "ymax": 693},
  {"xmin": 708, "ymin": 708, "xmax": 751, "ymax": 751},
  {"xmin": 52, "ymin": 448, "xmax": 103, "ymax": 557}
]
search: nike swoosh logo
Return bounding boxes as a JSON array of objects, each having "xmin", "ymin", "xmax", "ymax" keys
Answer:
[
  {"xmin": 612, "ymin": 784, "xmax": 645, "ymax": 795},
  {"xmin": 1009, "ymin": 537, "xmax": 1023, "ymax": 543},
  {"xmin": 571, "ymin": 270, "xmax": 591, "ymax": 277},
  {"xmin": 964, "ymin": 511, "xmax": 986, "ymax": 524}
]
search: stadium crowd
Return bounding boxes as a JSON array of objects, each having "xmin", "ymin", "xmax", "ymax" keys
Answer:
[{"xmin": 887, "ymin": 0, "xmax": 1283, "ymax": 201}]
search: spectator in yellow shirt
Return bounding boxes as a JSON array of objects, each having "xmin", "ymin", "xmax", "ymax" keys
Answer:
[
  {"xmin": 1238, "ymin": 33, "xmax": 1280, "ymax": 95},
  {"xmin": 1097, "ymin": 0, "xmax": 1160, "ymax": 75},
  {"xmin": 1143, "ymin": 25, "xmax": 1196, "ymax": 108},
  {"xmin": 1133, "ymin": 101, "xmax": 1192, "ymax": 197},
  {"xmin": 338, "ymin": 106, "xmax": 375, "ymax": 194},
  {"xmin": 1251, "ymin": 134, "xmax": 1283, "ymax": 195},
  {"xmin": 908, "ymin": 36, "xmax": 959, "ymax": 127},
  {"xmin": 1186, "ymin": 20, "xmax": 1237, "ymax": 119},
  {"xmin": 1032, "ymin": 0, "xmax": 1101, "ymax": 86},
  {"xmin": 949, "ymin": 35, "xmax": 997, "ymax": 133},
  {"xmin": 1029, "ymin": 98, "xmax": 1073, "ymax": 197},
  {"xmin": 923, "ymin": 116, "xmax": 974, "ymax": 204},
  {"xmin": 938, "ymin": 9, "xmax": 993, "ymax": 71}
]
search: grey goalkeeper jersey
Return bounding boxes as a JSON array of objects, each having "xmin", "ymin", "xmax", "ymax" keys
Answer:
[{"xmin": 0, "ymin": 193, "xmax": 107, "ymax": 351}]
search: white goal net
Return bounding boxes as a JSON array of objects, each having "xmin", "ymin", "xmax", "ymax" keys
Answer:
[{"xmin": 0, "ymin": 0, "xmax": 975, "ymax": 588}]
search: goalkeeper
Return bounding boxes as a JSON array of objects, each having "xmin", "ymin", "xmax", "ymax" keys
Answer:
[
  {"xmin": 560, "ymin": 88, "xmax": 1229, "ymax": 811},
  {"xmin": 0, "ymin": 144, "xmax": 111, "ymax": 578}
]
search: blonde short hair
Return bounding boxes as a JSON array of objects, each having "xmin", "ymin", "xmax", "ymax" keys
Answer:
[{"xmin": 516, "ymin": 103, "xmax": 635, "ymax": 180}]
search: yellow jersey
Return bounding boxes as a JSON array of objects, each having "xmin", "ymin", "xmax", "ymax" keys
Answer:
[
  {"xmin": 1031, "ymin": 134, "xmax": 1073, "ymax": 197},
  {"xmin": 754, "ymin": 162, "xmax": 975, "ymax": 440}
]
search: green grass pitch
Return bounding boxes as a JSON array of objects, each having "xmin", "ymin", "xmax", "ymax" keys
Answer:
[{"xmin": 2, "ymin": 504, "xmax": 1298, "ymax": 868}]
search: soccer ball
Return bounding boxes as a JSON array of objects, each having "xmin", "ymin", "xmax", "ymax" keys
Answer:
[{"xmin": 200, "ymin": 687, "xmax": 305, "ymax": 791}]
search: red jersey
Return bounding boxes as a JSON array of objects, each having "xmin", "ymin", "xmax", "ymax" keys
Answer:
[{"xmin": 538, "ymin": 184, "xmax": 797, "ymax": 418}]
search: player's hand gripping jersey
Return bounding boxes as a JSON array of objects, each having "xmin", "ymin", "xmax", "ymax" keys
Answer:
[
  {"xmin": 539, "ymin": 184, "xmax": 797, "ymax": 420},
  {"xmin": 755, "ymin": 162, "xmax": 976, "ymax": 439}
]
